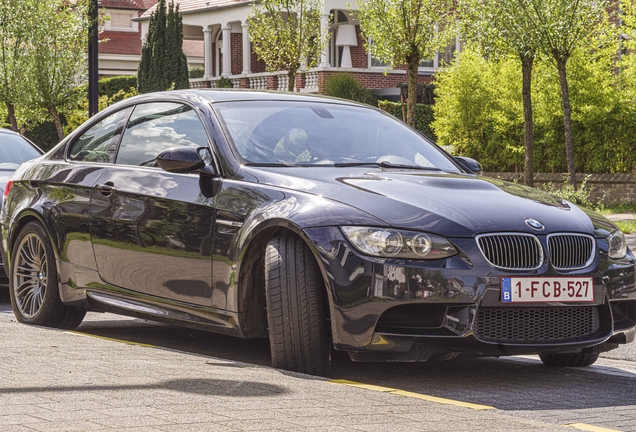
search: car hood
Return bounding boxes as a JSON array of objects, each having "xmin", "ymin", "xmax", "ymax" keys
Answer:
[{"xmin": 243, "ymin": 167, "xmax": 614, "ymax": 237}]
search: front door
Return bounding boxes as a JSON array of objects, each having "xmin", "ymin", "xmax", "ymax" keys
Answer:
[{"xmin": 89, "ymin": 102, "xmax": 216, "ymax": 306}]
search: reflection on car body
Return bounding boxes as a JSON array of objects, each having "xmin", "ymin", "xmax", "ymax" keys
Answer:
[{"xmin": 0, "ymin": 90, "xmax": 634, "ymax": 376}]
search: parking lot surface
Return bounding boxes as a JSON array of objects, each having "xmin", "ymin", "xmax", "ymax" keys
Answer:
[
  {"xmin": 0, "ymin": 237, "xmax": 635, "ymax": 432},
  {"xmin": 1, "ymin": 286, "xmax": 636, "ymax": 432}
]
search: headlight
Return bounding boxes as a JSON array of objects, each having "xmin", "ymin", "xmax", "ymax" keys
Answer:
[
  {"xmin": 341, "ymin": 227, "xmax": 457, "ymax": 260},
  {"xmin": 608, "ymin": 229, "xmax": 627, "ymax": 259}
]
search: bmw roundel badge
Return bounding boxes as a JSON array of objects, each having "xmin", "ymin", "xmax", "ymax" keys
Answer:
[{"xmin": 525, "ymin": 218, "xmax": 544, "ymax": 230}]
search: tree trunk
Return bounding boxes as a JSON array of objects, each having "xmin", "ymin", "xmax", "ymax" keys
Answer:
[
  {"xmin": 556, "ymin": 58, "xmax": 576, "ymax": 189},
  {"xmin": 407, "ymin": 57, "xmax": 419, "ymax": 128},
  {"xmin": 521, "ymin": 55, "xmax": 534, "ymax": 187},
  {"xmin": 48, "ymin": 105, "xmax": 65, "ymax": 140},
  {"xmin": 288, "ymin": 70, "xmax": 296, "ymax": 92},
  {"xmin": 7, "ymin": 102, "xmax": 18, "ymax": 132}
]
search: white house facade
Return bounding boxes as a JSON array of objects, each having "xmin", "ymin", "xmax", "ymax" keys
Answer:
[{"xmin": 135, "ymin": 0, "xmax": 459, "ymax": 93}]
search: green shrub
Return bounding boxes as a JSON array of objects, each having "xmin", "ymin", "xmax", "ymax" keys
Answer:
[
  {"xmin": 324, "ymin": 73, "xmax": 377, "ymax": 105},
  {"xmin": 216, "ymin": 76, "xmax": 234, "ymax": 88},
  {"xmin": 99, "ymin": 75, "xmax": 137, "ymax": 98},
  {"xmin": 63, "ymin": 87, "xmax": 138, "ymax": 136},
  {"xmin": 23, "ymin": 117, "xmax": 64, "ymax": 151},
  {"xmin": 189, "ymin": 68, "xmax": 204, "ymax": 79},
  {"xmin": 542, "ymin": 174, "xmax": 598, "ymax": 209},
  {"xmin": 378, "ymin": 101, "xmax": 435, "ymax": 140},
  {"xmin": 432, "ymin": 43, "xmax": 636, "ymax": 174}
]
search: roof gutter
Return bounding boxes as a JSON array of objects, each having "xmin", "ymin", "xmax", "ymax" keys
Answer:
[{"xmin": 132, "ymin": 1, "xmax": 255, "ymax": 22}]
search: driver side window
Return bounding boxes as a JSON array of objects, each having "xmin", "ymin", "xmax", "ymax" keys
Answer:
[{"xmin": 115, "ymin": 102, "xmax": 209, "ymax": 167}]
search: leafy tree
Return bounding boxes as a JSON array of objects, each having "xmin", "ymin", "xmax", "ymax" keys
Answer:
[
  {"xmin": 460, "ymin": 0, "xmax": 539, "ymax": 186},
  {"xmin": 27, "ymin": 0, "xmax": 90, "ymax": 140},
  {"xmin": 138, "ymin": 0, "xmax": 189, "ymax": 93},
  {"xmin": 356, "ymin": 0, "xmax": 454, "ymax": 128},
  {"xmin": 249, "ymin": 0, "xmax": 328, "ymax": 92},
  {"xmin": 520, "ymin": 0, "xmax": 612, "ymax": 187},
  {"xmin": 0, "ymin": 0, "xmax": 36, "ymax": 132}
]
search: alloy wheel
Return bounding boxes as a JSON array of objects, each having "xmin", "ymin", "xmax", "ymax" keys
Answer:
[{"xmin": 13, "ymin": 233, "xmax": 48, "ymax": 318}]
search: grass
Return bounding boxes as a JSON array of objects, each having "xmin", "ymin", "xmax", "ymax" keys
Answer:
[
  {"xmin": 615, "ymin": 221, "xmax": 636, "ymax": 234},
  {"xmin": 595, "ymin": 203, "xmax": 636, "ymax": 215}
]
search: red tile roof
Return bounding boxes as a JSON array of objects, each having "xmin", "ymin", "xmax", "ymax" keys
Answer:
[
  {"xmin": 100, "ymin": 29, "xmax": 204, "ymax": 58},
  {"xmin": 140, "ymin": 0, "xmax": 250, "ymax": 18}
]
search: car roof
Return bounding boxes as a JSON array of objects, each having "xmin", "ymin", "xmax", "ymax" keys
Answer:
[
  {"xmin": 119, "ymin": 89, "xmax": 365, "ymax": 106},
  {"xmin": 0, "ymin": 128, "xmax": 24, "ymax": 136}
]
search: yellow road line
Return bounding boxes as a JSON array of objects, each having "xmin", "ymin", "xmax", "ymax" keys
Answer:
[
  {"xmin": 65, "ymin": 331, "xmax": 157, "ymax": 348},
  {"xmin": 329, "ymin": 379, "xmax": 495, "ymax": 411},
  {"xmin": 563, "ymin": 424, "xmax": 623, "ymax": 432}
]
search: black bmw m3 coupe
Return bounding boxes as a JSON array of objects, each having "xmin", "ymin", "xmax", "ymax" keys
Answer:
[{"xmin": 1, "ymin": 90, "xmax": 634, "ymax": 375}]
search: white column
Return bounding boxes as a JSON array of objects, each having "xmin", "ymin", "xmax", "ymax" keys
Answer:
[
  {"xmin": 320, "ymin": 14, "xmax": 329, "ymax": 67},
  {"xmin": 242, "ymin": 22, "xmax": 251, "ymax": 75},
  {"xmin": 203, "ymin": 27, "xmax": 214, "ymax": 79},
  {"xmin": 222, "ymin": 25, "xmax": 232, "ymax": 76}
]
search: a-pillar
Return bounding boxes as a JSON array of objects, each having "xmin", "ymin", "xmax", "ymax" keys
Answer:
[
  {"xmin": 221, "ymin": 25, "xmax": 232, "ymax": 77},
  {"xmin": 242, "ymin": 22, "xmax": 251, "ymax": 74},
  {"xmin": 203, "ymin": 27, "xmax": 214, "ymax": 80},
  {"xmin": 320, "ymin": 13, "xmax": 329, "ymax": 67}
]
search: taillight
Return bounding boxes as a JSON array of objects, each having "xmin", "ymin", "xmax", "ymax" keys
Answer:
[{"xmin": 2, "ymin": 179, "xmax": 14, "ymax": 207}]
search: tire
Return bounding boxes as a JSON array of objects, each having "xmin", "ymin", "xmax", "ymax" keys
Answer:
[
  {"xmin": 9, "ymin": 221, "xmax": 85, "ymax": 329},
  {"xmin": 264, "ymin": 235, "xmax": 330, "ymax": 376},
  {"xmin": 539, "ymin": 352, "xmax": 599, "ymax": 367}
]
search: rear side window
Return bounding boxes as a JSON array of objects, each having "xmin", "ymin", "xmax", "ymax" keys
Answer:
[
  {"xmin": 115, "ymin": 103, "xmax": 209, "ymax": 167},
  {"xmin": 68, "ymin": 108, "xmax": 132, "ymax": 163}
]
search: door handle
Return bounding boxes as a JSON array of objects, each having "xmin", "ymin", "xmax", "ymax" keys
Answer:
[{"xmin": 95, "ymin": 181, "xmax": 117, "ymax": 196}]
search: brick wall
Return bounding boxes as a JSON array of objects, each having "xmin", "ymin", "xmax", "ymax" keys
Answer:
[
  {"xmin": 350, "ymin": 25, "xmax": 368, "ymax": 68},
  {"xmin": 231, "ymin": 33, "xmax": 242, "ymax": 75},
  {"xmin": 316, "ymin": 70, "xmax": 432, "ymax": 92},
  {"xmin": 251, "ymin": 50, "xmax": 266, "ymax": 73},
  {"xmin": 484, "ymin": 172, "xmax": 636, "ymax": 205}
]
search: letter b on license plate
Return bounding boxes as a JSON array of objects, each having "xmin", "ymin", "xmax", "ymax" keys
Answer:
[{"xmin": 501, "ymin": 277, "xmax": 594, "ymax": 303}]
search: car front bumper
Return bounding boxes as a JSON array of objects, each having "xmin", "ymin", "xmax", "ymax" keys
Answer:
[{"xmin": 304, "ymin": 227, "xmax": 636, "ymax": 360}]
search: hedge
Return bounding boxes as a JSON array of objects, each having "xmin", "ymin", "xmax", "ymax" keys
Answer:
[{"xmin": 378, "ymin": 101, "xmax": 436, "ymax": 140}]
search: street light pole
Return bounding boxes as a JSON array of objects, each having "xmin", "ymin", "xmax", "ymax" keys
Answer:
[{"xmin": 88, "ymin": 0, "xmax": 99, "ymax": 117}]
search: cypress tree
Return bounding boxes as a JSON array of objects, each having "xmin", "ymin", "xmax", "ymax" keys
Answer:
[
  {"xmin": 165, "ymin": 1, "xmax": 189, "ymax": 89},
  {"xmin": 138, "ymin": 0, "xmax": 190, "ymax": 93}
]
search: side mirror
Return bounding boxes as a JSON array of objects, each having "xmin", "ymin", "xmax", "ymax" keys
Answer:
[
  {"xmin": 454, "ymin": 156, "xmax": 483, "ymax": 176},
  {"xmin": 156, "ymin": 146, "xmax": 215, "ymax": 174}
]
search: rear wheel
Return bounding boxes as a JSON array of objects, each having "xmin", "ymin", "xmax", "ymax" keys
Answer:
[
  {"xmin": 539, "ymin": 352, "xmax": 599, "ymax": 367},
  {"xmin": 9, "ymin": 221, "xmax": 85, "ymax": 329},
  {"xmin": 264, "ymin": 235, "xmax": 330, "ymax": 376}
]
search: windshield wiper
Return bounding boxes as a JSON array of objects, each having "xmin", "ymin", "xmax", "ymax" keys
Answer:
[{"xmin": 333, "ymin": 161, "xmax": 442, "ymax": 171}]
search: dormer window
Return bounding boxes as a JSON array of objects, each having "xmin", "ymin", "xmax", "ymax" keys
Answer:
[{"xmin": 104, "ymin": 10, "xmax": 138, "ymax": 32}]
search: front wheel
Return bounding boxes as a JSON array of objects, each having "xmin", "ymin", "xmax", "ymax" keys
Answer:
[
  {"xmin": 539, "ymin": 352, "xmax": 599, "ymax": 367},
  {"xmin": 9, "ymin": 221, "xmax": 85, "ymax": 329},
  {"xmin": 264, "ymin": 235, "xmax": 330, "ymax": 376}
]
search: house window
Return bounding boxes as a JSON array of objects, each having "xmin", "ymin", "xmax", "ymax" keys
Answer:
[
  {"xmin": 105, "ymin": 10, "xmax": 138, "ymax": 32},
  {"xmin": 368, "ymin": 36, "xmax": 460, "ymax": 71},
  {"xmin": 368, "ymin": 39, "xmax": 389, "ymax": 68}
]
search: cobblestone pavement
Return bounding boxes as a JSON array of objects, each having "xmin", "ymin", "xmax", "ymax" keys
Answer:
[
  {"xmin": 1, "ymin": 291, "xmax": 636, "ymax": 432},
  {"xmin": 0, "ymin": 235, "xmax": 634, "ymax": 431}
]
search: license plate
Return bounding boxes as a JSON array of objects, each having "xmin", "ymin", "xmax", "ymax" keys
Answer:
[{"xmin": 501, "ymin": 277, "xmax": 594, "ymax": 303}]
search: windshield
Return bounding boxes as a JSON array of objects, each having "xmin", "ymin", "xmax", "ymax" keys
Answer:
[
  {"xmin": 0, "ymin": 134, "xmax": 42, "ymax": 170},
  {"xmin": 213, "ymin": 101, "xmax": 461, "ymax": 172}
]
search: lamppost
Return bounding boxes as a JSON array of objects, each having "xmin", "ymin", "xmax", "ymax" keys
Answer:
[{"xmin": 88, "ymin": 0, "xmax": 98, "ymax": 117}]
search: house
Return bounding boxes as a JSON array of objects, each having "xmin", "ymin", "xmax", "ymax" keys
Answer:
[
  {"xmin": 135, "ymin": 0, "xmax": 460, "ymax": 94},
  {"xmin": 99, "ymin": 0, "xmax": 204, "ymax": 77}
]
